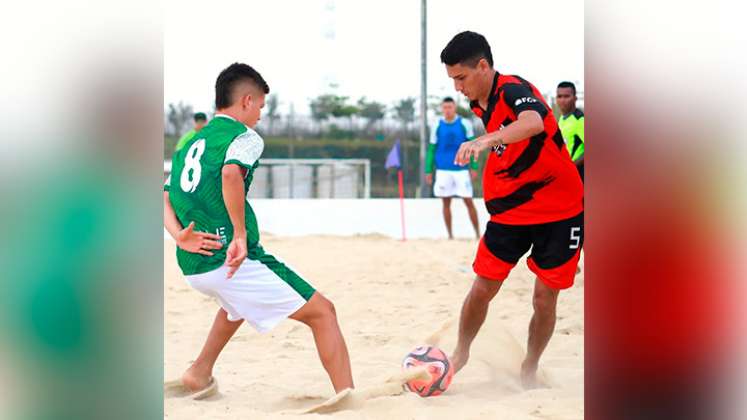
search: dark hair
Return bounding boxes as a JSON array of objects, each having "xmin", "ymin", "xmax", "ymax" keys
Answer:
[
  {"xmin": 215, "ymin": 63, "xmax": 270, "ymax": 109},
  {"xmin": 193, "ymin": 112, "xmax": 207, "ymax": 122},
  {"xmin": 442, "ymin": 97, "xmax": 455, "ymax": 103},
  {"xmin": 557, "ymin": 81, "xmax": 576, "ymax": 95},
  {"xmin": 440, "ymin": 31, "xmax": 493, "ymax": 67}
]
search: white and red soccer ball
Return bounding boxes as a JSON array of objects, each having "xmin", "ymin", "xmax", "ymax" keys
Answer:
[{"xmin": 401, "ymin": 346, "xmax": 454, "ymax": 397}]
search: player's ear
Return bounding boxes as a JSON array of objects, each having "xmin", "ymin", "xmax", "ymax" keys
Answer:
[{"xmin": 241, "ymin": 93, "xmax": 252, "ymax": 109}]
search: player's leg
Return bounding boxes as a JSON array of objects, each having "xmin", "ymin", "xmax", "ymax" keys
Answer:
[
  {"xmin": 451, "ymin": 275, "xmax": 503, "ymax": 373},
  {"xmin": 522, "ymin": 212, "xmax": 583, "ymax": 387},
  {"xmin": 451, "ymin": 222, "xmax": 531, "ymax": 373},
  {"xmin": 289, "ymin": 292, "xmax": 354, "ymax": 393},
  {"xmin": 462, "ymin": 198, "xmax": 480, "ymax": 239},
  {"xmin": 442, "ymin": 197, "xmax": 453, "ymax": 239},
  {"xmin": 456, "ymin": 170, "xmax": 479, "ymax": 239},
  {"xmin": 520, "ymin": 278, "xmax": 559, "ymax": 388},
  {"xmin": 182, "ymin": 308, "xmax": 243, "ymax": 391}
]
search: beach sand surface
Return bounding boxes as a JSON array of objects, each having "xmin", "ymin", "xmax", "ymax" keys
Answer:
[{"xmin": 164, "ymin": 235, "xmax": 583, "ymax": 419}]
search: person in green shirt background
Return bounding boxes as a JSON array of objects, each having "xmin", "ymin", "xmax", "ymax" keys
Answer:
[
  {"xmin": 556, "ymin": 81, "xmax": 584, "ymax": 181},
  {"xmin": 175, "ymin": 112, "xmax": 209, "ymax": 152}
]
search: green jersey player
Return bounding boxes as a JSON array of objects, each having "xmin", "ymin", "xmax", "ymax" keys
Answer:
[{"xmin": 164, "ymin": 63, "xmax": 353, "ymax": 395}]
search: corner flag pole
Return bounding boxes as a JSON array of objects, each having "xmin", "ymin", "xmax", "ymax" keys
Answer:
[
  {"xmin": 398, "ymin": 168, "xmax": 406, "ymax": 241},
  {"xmin": 386, "ymin": 139, "xmax": 406, "ymax": 241}
]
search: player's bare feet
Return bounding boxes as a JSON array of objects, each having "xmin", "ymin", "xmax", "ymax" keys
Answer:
[
  {"xmin": 182, "ymin": 364, "xmax": 213, "ymax": 392},
  {"xmin": 520, "ymin": 359, "xmax": 540, "ymax": 389},
  {"xmin": 450, "ymin": 348, "xmax": 469, "ymax": 373}
]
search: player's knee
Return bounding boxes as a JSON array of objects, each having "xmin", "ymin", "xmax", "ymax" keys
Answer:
[
  {"xmin": 321, "ymin": 296, "xmax": 337, "ymax": 318},
  {"xmin": 312, "ymin": 294, "xmax": 337, "ymax": 323},
  {"xmin": 470, "ymin": 278, "xmax": 499, "ymax": 304},
  {"xmin": 532, "ymin": 292, "xmax": 557, "ymax": 316}
]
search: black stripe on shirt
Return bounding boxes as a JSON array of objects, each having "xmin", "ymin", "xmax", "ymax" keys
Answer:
[
  {"xmin": 485, "ymin": 177, "xmax": 554, "ymax": 215},
  {"xmin": 494, "ymin": 132, "xmax": 546, "ymax": 179}
]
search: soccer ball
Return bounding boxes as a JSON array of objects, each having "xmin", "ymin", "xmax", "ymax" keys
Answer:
[{"xmin": 402, "ymin": 346, "xmax": 454, "ymax": 397}]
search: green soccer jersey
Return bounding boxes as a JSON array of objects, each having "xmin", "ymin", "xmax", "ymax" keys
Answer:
[
  {"xmin": 165, "ymin": 114, "xmax": 264, "ymax": 275},
  {"xmin": 558, "ymin": 109, "xmax": 584, "ymax": 162}
]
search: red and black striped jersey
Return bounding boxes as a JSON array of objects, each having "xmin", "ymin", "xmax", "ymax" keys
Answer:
[{"xmin": 471, "ymin": 72, "xmax": 583, "ymax": 225}]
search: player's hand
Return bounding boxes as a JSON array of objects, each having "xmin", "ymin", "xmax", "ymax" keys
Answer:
[
  {"xmin": 470, "ymin": 169, "xmax": 478, "ymax": 181},
  {"xmin": 225, "ymin": 237, "xmax": 248, "ymax": 279},
  {"xmin": 454, "ymin": 137, "xmax": 490, "ymax": 166},
  {"xmin": 176, "ymin": 221, "xmax": 223, "ymax": 256},
  {"xmin": 425, "ymin": 173, "xmax": 433, "ymax": 185}
]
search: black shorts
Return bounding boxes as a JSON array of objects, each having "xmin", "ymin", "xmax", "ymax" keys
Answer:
[{"xmin": 473, "ymin": 212, "xmax": 584, "ymax": 289}]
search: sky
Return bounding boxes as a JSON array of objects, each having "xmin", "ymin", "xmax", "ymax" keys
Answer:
[{"xmin": 165, "ymin": 0, "xmax": 584, "ymax": 116}]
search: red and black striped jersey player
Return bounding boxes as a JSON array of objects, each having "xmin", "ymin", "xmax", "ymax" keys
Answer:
[{"xmin": 440, "ymin": 31, "xmax": 584, "ymax": 388}]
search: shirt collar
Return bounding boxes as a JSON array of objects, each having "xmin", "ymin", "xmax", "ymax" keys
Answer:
[
  {"xmin": 214, "ymin": 113, "xmax": 251, "ymax": 130},
  {"xmin": 470, "ymin": 71, "xmax": 501, "ymax": 127},
  {"xmin": 214, "ymin": 113, "xmax": 236, "ymax": 121}
]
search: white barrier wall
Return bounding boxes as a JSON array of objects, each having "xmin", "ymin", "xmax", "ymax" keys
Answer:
[{"xmin": 248, "ymin": 198, "xmax": 491, "ymax": 239}]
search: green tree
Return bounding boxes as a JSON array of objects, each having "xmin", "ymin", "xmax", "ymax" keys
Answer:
[
  {"xmin": 310, "ymin": 94, "xmax": 358, "ymax": 137},
  {"xmin": 393, "ymin": 97, "xmax": 416, "ymax": 134},
  {"xmin": 309, "ymin": 94, "xmax": 335, "ymax": 122},
  {"xmin": 358, "ymin": 97, "xmax": 386, "ymax": 134}
]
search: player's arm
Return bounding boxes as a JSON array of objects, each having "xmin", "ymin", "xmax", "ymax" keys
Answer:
[
  {"xmin": 455, "ymin": 84, "xmax": 546, "ymax": 166},
  {"xmin": 574, "ymin": 117, "xmax": 584, "ymax": 165},
  {"xmin": 163, "ymin": 189, "xmax": 223, "ymax": 255},
  {"xmin": 454, "ymin": 111, "xmax": 544, "ymax": 165},
  {"xmin": 425, "ymin": 122, "xmax": 438, "ymax": 183},
  {"xmin": 221, "ymin": 129, "xmax": 264, "ymax": 278},
  {"xmin": 222, "ymin": 164, "xmax": 248, "ymax": 278}
]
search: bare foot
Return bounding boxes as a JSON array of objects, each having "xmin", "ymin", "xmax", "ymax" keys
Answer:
[
  {"xmin": 520, "ymin": 359, "xmax": 540, "ymax": 389},
  {"xmin": 182, "ymin": 364, "xmax": 212, "ymax": 392},
  {"xmin": 450, "ymin": 348, "xmax": 470, "ymax": 373}
]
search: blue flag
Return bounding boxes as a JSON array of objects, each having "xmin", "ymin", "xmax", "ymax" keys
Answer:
[{"xmin": 385, "ymin": 139, "xmax": 401, "ymax": 169}]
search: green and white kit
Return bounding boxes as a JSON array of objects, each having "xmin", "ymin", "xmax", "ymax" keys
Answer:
[{"xmin": 166, "ymin": 114, "xmax": 315, "ymax": 331}]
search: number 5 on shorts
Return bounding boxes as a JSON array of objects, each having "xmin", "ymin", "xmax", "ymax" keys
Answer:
[
  {"xmin": 180, "ymin": 139, "xmax": 206, "ymax": 193},
  {"xmin": 570, "ymin": 227, "xmax": 581, "ymax": 249}
]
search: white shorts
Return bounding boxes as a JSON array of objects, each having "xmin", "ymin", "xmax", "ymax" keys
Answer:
[
  {"xmin": 433, "ymin": 169, "xmax": 473, "ymax": 198},
  {"xmin": 185, "ymin": 252, "xmax": 315, "ymax": 333}
]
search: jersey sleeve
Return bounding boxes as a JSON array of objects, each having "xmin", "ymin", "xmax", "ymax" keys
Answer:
[
  {"xmin": 502, "ymin": 83, "xmax": 548, "ymax": 119},
  {"xmin": 164, "ymin": 174, "xmax": 171, "ymax": 191},
  {"xmin": 577, "ymin": 116, "xmax": 585, "ymax": 142},
  {"xmin": 224, "ymin": 129, "xmax": 264, "ymax": 169},
  {"xmin": 461, "ymin": 118, "xmax": 475, "ymax": 139},
  {"xmin": 429, "ymin": 121, "xmax": 439, "ymax": 145},
  {"xmin": 425, "ymin": 143, "xmax": 436, "ymax": 174}
]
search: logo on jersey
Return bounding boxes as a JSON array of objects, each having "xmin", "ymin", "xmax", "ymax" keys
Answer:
[
  {"xmin": 514, "ymin": 97, "xmax": 538, "ymax": 106},
  {"xmin": 493, "ymin": 144, "xmax": 507, "ymax": 157},
  {"xmin": 494, "ymin": 124, "xmax": 508, "ymax": 156},
  {"xmin": 215, "ymin": 226, "xmax": 227, "ymax": 245}
]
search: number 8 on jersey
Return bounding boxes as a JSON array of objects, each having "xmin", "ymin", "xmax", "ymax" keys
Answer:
[{"xmin": 180, "ymin": 139, "xmax": 206, "ymax": 193}]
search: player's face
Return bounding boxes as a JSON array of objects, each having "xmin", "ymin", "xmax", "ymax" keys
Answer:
[
  {"xmin": 445, "ymin": 59, "xmax": 491, "ymax": 102},
  {"xmin": 441, "ymin": 102, "xmax": 456, "ymax": 120},
  {"xmin": 243, "ymin": 93, "xmax": 265, "ymax": 128},
  {"xmin": 556, "ymin": 87, "xmax": 576, "ymax": 114}
]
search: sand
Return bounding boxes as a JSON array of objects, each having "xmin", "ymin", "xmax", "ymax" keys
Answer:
[{"xmin": 164, "ymin": 234, "xmax": 584, "ymax": 419}]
